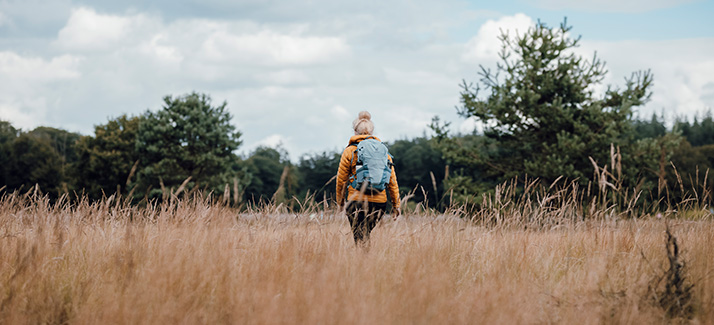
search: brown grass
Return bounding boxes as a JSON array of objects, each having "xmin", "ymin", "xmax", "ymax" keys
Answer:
[{"xmin": 1, "ymin": 191, "xmax": 713, "ymax": 324}]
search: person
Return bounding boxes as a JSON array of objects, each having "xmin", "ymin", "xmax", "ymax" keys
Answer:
[{"xmin": 336, "ymin": 111, "xmax": 401, "ymax": 245}]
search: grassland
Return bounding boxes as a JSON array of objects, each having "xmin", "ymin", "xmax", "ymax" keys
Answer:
[{"xmin": 1, "ymin": 190, "xmax": 712, "ymax": 324}]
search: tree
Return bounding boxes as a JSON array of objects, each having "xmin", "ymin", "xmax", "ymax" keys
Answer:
[
  {"xmin": 74, "ymin": 115, "xmax": 141, "ymax": 199},
  {"xmin": 28, "ymin": 127, "xmax": 82, "ymax": 166},
  {"xmin": 135, "ymin": 93, "xmax": 243, "ymax": 199},
  {"xmin": 296, "ymin": 150, "xmax": 341, "ymax": 201},
  {"xmin": 387, "ymin": 137, "xmax": 446, "ymax": 207},
  {"xmin": 0, "ymin": 121, "xmax": 19, "ymax": 188},
  {"xmin": 668, "ymin": 142, "xmax": 714, "ymax": 204},
  {"xmin": 5, "ymin": 134, "xmax": 64, "ymax": 195},
  {"xmin": 243, "ymin": 146, "xmax": 296, "ymax": 204},
  {"xmin": 27, "ymin": 126, "xmax": 82, "ymax": 192},
  {"xmin": 633, "ymin": 113, "xmax": 666, "ymax": 140},
  {"xmin": 444, "ymin": 19, "xmax": 653, "ymax": 185},
  {"xmin": 676, "ymin": 110, "xmax": 714, "ymax": 147}
]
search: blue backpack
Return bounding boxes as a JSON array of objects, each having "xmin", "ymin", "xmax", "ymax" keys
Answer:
[{"xmin": 349, "ymin": 137, "xmax": 393, "ymax": 194}]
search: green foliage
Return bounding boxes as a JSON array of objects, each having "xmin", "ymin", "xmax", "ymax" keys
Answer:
[
  {"xmin": 624, "ymin": 132, "xmax": 684, "ymax": 197},
  {"xmin": 28, "ymin": 127, "xmax": 82, "ymax": 166},
  {"xmin": 0, "ymin": 120, "xmax": 18, "ymax": 144},
  {"xmin": 26, "ymin": 126, "xmax": 82, "ymax": 192},
  {"xmin": 5, "ymin": 133, "xmax": 64, "ymax": 195},
  {"xmin": 675, "ymin": 111, "xmax": 714, "ymax": 146},
  {"xmin": 633, "ymin": 113, "xmax": 667, "ymax": 140},
  {"xmin": 0, "ymin": 124, "xmax": 80, "ymax": 196},
  {"xmin": 387, "ymin": 137, "xmax": 446, "ymax": 206},
  {"xmin": 441, "ymin": 19, "xmax": 654, "ymax": 187},
  {"xmin": 135, "ymin": 92, "xmax": 243, "ymax": 199},
  {"xmin": 243, "ymin": 146, "xmax": 296, "ymax": 204},
  {"xmin": 75, "ymin": 115, "xmax": 141, "ymax": 199},
  {"xmin": 0, "ymin": 121, "xmax": 19, "ymax": 187},
  {"xmin": 668, "ymin": 142, "xmax": 714, "ymax": 201},
  {"xmin": 296, "ymin": 151, "xmax": 341, "ymax": 201}
]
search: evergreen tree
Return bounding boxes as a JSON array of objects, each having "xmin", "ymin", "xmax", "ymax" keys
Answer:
[
  {"xmin": 633, "ymin": 113, "xmax": 666, "ymax": 140},
  {"xmin": 135, "ymin": 93, "xmax": 242, "ymax": 199},
  {"xmin": 27, "ymin": 126, "xmax": 82, "ymax": 191},
  {"xmin": 445, "ymin": 19, "xmax": 653, "ymax": 185},
  {"xmin": 388, "ymin": 137, "xmax": 446, "ymax": 206},
  {"xmin": 5, "ymin": 134, "xmax": 64, "ymax": 195},
  {"xmin": 243, "ymin": 146, "xmax": 296, "ymax": 204},
  {"xmin": 0, "ymin": 121, "xmax": 19, "ymax": 188},
  {"xmin": 674, "ymin": 111, "xmax": 714, "ymax": 147},
  {"xmin": 296, "ymin": 150, "xmax": 341, "ymax": 201}
]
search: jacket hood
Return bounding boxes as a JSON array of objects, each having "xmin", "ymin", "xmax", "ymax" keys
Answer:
[{"xmin": 348, "ymin": 134, "xmax": 381, "ymax": 145}]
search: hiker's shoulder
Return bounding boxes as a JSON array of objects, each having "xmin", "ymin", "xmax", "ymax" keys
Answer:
[{"xmin": 347, "ymin": 135, "xmax": 382, "ymax": 145}]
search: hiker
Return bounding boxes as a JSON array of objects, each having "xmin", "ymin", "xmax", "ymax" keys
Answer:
[{"xmin": 336, "ymin": 111, "xmax": 401, "ymax": 245}]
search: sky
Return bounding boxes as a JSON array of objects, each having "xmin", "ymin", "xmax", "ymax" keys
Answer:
[{"xmin": 1, "ymin": 0, "xmax": 713, "ymax": 160}]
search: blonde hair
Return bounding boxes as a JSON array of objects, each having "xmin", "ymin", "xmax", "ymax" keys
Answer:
[{"xmin": 352, "ymin": 111, "xmax": 374, "ymax": 135}]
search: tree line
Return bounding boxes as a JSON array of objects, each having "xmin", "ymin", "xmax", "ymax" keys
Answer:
[
  {"xmin": 1, "ymin": 106, "xmax": 711, "ymax": 210},
  {"xmin": 0, "ymin": 97, "xmax": 445, "ymax": 208},
  {"xmin": 1, "ymin": 20, "xmax": 712, "ymax": 211}
]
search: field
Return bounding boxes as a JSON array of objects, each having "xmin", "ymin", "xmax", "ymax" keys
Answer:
[{"xmin": 1, "ymin": 191, "xmax": 713, "ymax": 324}]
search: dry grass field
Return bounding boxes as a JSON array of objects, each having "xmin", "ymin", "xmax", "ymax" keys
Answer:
[{"xmin": 1, "ymin": 189, "xmax": 713, "ymax": 324}]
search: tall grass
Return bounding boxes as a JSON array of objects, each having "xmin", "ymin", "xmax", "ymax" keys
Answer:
[{"xmin": 1, "ymin": 185, "xmax": 713, "ymax": 323}]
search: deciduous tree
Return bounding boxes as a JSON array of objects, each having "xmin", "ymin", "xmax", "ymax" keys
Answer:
[{"xmin": 75, "ymin": 115, "xmax": 141, "ymax": 199}]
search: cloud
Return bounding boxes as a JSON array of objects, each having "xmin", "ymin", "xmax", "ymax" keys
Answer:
[
  {"xmin": 0, "ymin": 51, "xmax": 82, "ymax": 129},
  {"xmin": 528, "ymin": 0, "xmax": 699, "ymax": 13},
  {"xmin": 331, "ymin": 105, "xmax": 350, "ymax": 121},
  {"xmin": 462, "ymin": 13, "xmax": 534, "ymax": 63},
  {"xmin": 255, "ymin": 134, "xmax": 287, "ymax": 148},
  {"xmin": 0, "ymin": 51, "xmax": 81, "ymax": 81},
  {"xmin": 55, "ymin": 7, "xmax": 149, "ymax": 51},
  {"xmin": 577, "ymin": 38, "xmax": 714, "ymax": 117},
  {"xmin": 255, "ymin": 69, "xmax": 311, "ymax": 85},
  {"xmin": 0, "ymin": 2, "xmax": 481, "ymax": 157},
  {"xmin": 1, "ymin": 3, "xmax": 711, "ymax": 161},
  {"xmin": 200, "ymin": 30, "xmax": 349, "ymax": 66},
  {"xmin": 246, "ymin": 133, "xmax": 299, "ymax": 159},
  {"xmin": 0, "ymin": 100, "xmax": 46, "ymax": 130}
]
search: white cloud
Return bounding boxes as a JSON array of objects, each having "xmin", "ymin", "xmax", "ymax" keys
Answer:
[
  {"xmin": 245, "ymin": 133, "xmax": 298, "ymax": 159},
  {"xmin": 200, "ymin": 29, "xmax": 349, "ymax": 66},
  {"xmin": 0, "ymin": 51, "xmax": 81, "ymax": 82},
  {"xmin": 140, "ymin": 34, "xmax": 183, "ymax": 65},
  {"xmin": 255, "ymin": 69, "xmax": 311, "ymax": 85},
  {"xmin": 55, "ymin": 7, "xmax": 144, "ymax": 51},
  {"xmin": 0, "ymin": 100, "xmax": 47, "ymax": 130},
  {"xmin": 0, "ymin": 52, "xmax": 82, "ymax": 129},
  {"xmin": 529, "ymin": 0, "xmax": 698, "ymax": 13},
  {"xmin": 331, "ymin": 105, "xmax": 350, "ymax": 121},
  {"xmin": 459, "ymin": 116, "xmax": 479, "ymax": 134},
  {"xmin": 381, "ymin": 107, "xmax": 435, "ymax": 138},
  {"xmin": 256, "ymin": 134, "xmax": 286, "ymax": 147},
  {"xmin": 2, "ymin": 2, "xmax": 711, "ymax": 161},
  {"xmin": 462, "ymin": 13, "xmax": 534, "ymax": 63},
  {"xmin": 578, "ymin": 38, "xmax": 714, "ymax": 117}
]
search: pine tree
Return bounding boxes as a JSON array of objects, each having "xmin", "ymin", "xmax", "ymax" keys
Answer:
[
  {"xmin": 135, "ymin": 93, "xmax": 243, "ymax": 199},
  {"xmin": 453, "ymin": 19, "xmax": 653, "ymax": 184}
]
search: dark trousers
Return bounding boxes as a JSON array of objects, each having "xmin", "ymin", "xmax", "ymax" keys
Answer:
[{"xmin": 346, "ymin": 201, "xmax": 387, "ymax": 244}]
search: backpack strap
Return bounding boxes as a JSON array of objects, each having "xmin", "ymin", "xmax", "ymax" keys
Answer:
[{"xmin": 346, "ymin": 136, "xmax": 376, "ymax": 179}]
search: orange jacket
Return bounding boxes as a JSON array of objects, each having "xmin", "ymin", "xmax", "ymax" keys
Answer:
[{"xmin": 336, "ymin": 135, "xmax": 400, "ymax": 207}]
